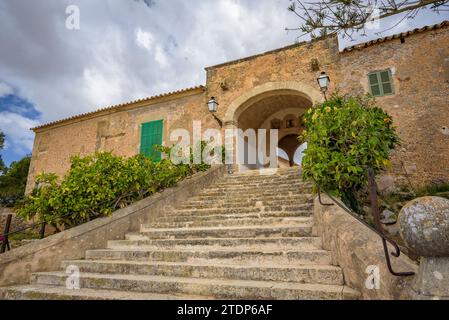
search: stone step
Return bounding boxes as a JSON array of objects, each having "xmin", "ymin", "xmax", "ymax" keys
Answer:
[
  {"xmin": 207, "ymin": 183, "xmax": 308, "ymax": 189},
  {"xmin": 220, "ymin": 179, "xmax": 305, "ymax": 184},
  {"xmin": 170, "ymin": 207, "xmax": 263, "ymax": 215},
  {"xmin": 178, "ymin": 199, "xmax": 311, "ymax": 209},
  {"xmin": 85, "ymin": 248, "xmax": 331, "ymax": 265},
  {"xmin": 183, "ymin": 197, "xmax": 313, "ymax": 206},
  {"xmin": 190, "ymin": 194, "xmax": 313, "ymax": 202},
  {"xmin": 196, "ymin": 189, "xmax": 311, "ymax": 197},
  {"xmin": 217, "ymin": 177, "xmax": 304, "ymax": 188},
  {"xmin": 217, "ymin": 181, "xmax": 305, "ymax": 187},
  {"xmin": 169, "ymin": 206, "xmax": 313, "ymax": 216},
  {"xmin": 110, "ymin": 237, "xmax": 322, "ymax": 250},
  {"xmin": 222, "ymin": 181, "xmax": 305, "ymax": 185},
  {"xmin": 157, "ymin": 211, "xmax": 312, "ymax": 223},
  {"xmin": 173, "ymin": 205, "xmax": 312, "ymax": 213},
  {"xmin": 149, "ymin": 217, "xmax": 313, "ymax": 228},
  {"xmin": 220, "ymin": 173, "xmax": 302, "ymax": 183},
  {"xmin": 0, "ymin": 285, "xmax": 212, "ymax": 300},
  {"xmin": 218, "ymin": 180, "xmax": 306, "ymax": 186},
  {"xmin": 223, "ymin": 169, "xmax": 302, "ymax": 179},
  {"xmin": 139, "ymin": 225, "xmax": 313, "ymax": 239},
  {"xmin": 31, "ymin": 272, "xmax": 359, "ymax": 300},
  {"xmin": 60, "ymin": 260, "xmax": 344, "ymax": 285}
]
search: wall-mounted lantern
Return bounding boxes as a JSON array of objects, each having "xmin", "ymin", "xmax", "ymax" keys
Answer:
[
  {"xmin": 317, "ymin": 71, "xmax": 331, "ymax": 101},
  {"xmin": 207, "ymin": 97, "xmax": 223, "ymax": 127}
]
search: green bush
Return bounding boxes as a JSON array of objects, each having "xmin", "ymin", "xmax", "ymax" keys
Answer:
[
  {"xmin": 300, "ymin": 94, "xmax": 399, "ymax": 197},
  {"xmin": 17, "ymin": 145, "xmax": 212, "ymax": 229}
]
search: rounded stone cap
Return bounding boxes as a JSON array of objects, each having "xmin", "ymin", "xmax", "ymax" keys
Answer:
[{"xmin": 398, "ymin": 196, "xmax": 449, "ymax": 257}]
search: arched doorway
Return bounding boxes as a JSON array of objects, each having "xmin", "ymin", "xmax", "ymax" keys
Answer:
[
  {"xmin": 293, "ymin": 142, "xmax": 308, "ymax": 166},
  {"xmin": 225, "ymin": 84, "xmax": 318, "ymax": 171},
  {"xmin": 224, "ymin": 81, "xmax": 323, "ymax": 124},
  {"xmin": 278, "ymin": 134, "xmax": 301, "ymax": 167},
  {"xmin": 278, "ymin": 142, "xmax": 308, "ymax": 168}
]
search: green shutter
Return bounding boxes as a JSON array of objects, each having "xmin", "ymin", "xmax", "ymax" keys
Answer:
[
  {"xmin": 369, "ymin": 73, "xmax": 381, "ymax": 96},
  {"xmin": 140, "ymin": 120, "xmax": 163, "ymax": 162},
  {"xmin": 380, "ymin": 70, "xmax": 393, "ymax": 95},
  {"xmin": 368, "ymin": 70, "xmax": 394, "ymax": 97}
]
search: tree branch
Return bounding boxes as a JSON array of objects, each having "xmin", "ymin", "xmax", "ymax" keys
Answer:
[{"xmin": 286, "ymin": 0, "xmax": 448, "ymax": 39}]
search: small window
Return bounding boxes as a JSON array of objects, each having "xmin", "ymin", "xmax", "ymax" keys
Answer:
[
  {"xmin": 271, "ymin": 119, "xmax": 281, "ymax": 130},
  {"xmin": 283, "ymin": 114, "xmax": 297, "ymax": 129},
  {"xmin": 368, "ymin": 69, "xmax": 394, "ymax": 97}
]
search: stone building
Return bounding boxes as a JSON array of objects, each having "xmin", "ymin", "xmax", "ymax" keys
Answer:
[{"xmin": 26, "ymin": 21, "xmax": 449, "ymax": 193}]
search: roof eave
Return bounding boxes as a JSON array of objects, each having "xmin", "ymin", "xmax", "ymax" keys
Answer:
[
  {"xmin": 31, "ymin": 85, "xmax": 206, "ymax": 132},
  {"xmin": 342, "ymin": 20, "xmax": 449, "ymax": 53}
]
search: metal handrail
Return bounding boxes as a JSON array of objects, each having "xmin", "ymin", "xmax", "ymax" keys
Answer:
[
  {"xmin": 0, "ymin": 214, "xmax": 12, "ymax": 253},
  {"xmin": 313, "ymin": 168, "xmax": 415, "ymax": 277}
]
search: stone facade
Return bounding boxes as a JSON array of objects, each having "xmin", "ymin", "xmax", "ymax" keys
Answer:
[
  {"xmin": 26, "ymin": 23, "xmax": 449, "ymax": 192},
  {"xmin": 339, "ymin": 27, "xmax": 449, "ymax": 186},
  {"xmin": 26, "ymin": 87, "xmax": 219, "ymax": 193}
]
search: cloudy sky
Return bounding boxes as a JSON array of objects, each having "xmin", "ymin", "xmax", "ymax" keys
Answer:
[{"xmin": 0, "ymin": 0, "xmax": 447, "ymax": 166}]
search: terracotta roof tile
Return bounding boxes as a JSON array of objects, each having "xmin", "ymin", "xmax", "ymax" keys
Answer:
[
  {"xmin": 32, "ymin": 85, "xmax": 205, "ymax": 131},
  {"xmin": 342, "ymin": 20, "xmax": 449, "ymax": 53}
]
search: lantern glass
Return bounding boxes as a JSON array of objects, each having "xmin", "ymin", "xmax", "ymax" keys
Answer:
[
  {"xmin": 317, "ymin": 72, "xmax": 330, "ymax": 91},
  {"xmin": 207, "ymin": 97, "xmax": 218, "ymax": 113}
]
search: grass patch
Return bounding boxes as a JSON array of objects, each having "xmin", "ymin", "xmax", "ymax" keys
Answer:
[
  {"xmin": 415, "ymin": 183, "xmax": 449, "ymax": 198},
  {"xmin": 8, "ymin": 231, "xmax": 40, "ymax": 241},
  {"xmin": 381, "ymin": 182, "xmax": 449, "ymax": 214}
]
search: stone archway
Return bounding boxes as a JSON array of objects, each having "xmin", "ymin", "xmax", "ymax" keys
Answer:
[
  {"xmin": 223, "ymin": 81, "xmax": 323, "ymax": 125},
  {"xmin": 224, "ymin": 82, "xmax": 319, "ymax": 171}
]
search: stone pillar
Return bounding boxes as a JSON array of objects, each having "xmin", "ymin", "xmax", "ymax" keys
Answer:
[
  {"xmin": 398, "ymin": 196, "xmax": 449, "ymax": 300},
  {"xmin": 224, "ymin": 121, "xmax": 238, "ymax": 174}
]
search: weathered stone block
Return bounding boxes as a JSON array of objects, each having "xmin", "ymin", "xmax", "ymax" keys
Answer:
[{"xmin": 398, "ymin": 196, "xmax": 449, "ymax": 257}]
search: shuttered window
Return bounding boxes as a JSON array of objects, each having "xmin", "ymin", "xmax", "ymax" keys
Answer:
[
  {"xmin": 140, "ymin": 120, "xmax": 163, "ymax": 162},
  {"xmin": 368, "ymin": 69, "xmax": 394, "ymax": 97}
]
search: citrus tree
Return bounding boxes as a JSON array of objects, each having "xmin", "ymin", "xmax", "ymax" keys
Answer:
[
  {"xmin": 17, "ymin": 144, "xmax": 212, "ymax": 228},
  {"xmin": 300, "ymin": 94, "xmax": 398, "ymax": 200}
]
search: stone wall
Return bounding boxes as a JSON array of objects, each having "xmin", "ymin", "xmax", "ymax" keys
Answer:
[
  {"xmin": 314, "ymin": 195, "xmax": 418, "ymax": 300},
  {"xmin": 339, "ymin": 27, "xmax": 449, "ymax": 187},
  {"xmin": 205, "ymin": 37, "xmax": 338, "ymax": 123},
  {"xmin": 0, "ymin": 165, "xmax": 226, "ymax": 287}
]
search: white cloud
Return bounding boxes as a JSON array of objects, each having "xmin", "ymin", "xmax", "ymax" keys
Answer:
[
  {"xmin": 0, "ymin": 82, "xmax": 13, "ymax": 98},
  {"xmin": 154, "ymin": 45, "xmax": 169, "ymax": 68},
  {"xmin": 0, "ymin": 112, "xmax": 39, "ymax": 154},
  {"xmin": 338, "ymin": 5, "xmax": 448, "ymax": 50},
  {"xmin": 0, "ymin": 0, "xmax": 447, "ymax": 128},
  {"xmin": 0, "ymin": 0, "xmax": 307, "ymax": 125},
  {"xmin": 136, "ymin": 28, "xmax": 154, "ymax": 51}
]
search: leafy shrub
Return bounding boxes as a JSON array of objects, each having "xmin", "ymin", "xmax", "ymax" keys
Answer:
[
  {"xmin": 17, "ymin": 144, "xmax": 213, "ymax": 229},
  {"xmin": 300, "ymin": 94, "xmax": 399, "ymax": 198}
]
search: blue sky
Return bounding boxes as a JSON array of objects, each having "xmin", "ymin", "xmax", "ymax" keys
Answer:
[
  {"xmin": 0, "ymin": 0, "xmax": 447, "ymax": 167},
  {"xmin": 0, "ymin": 81, "xmax": 40, "ymax": 165}
]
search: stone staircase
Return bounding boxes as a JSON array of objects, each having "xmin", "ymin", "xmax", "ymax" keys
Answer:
[{"xmin": 0, "ymin": 167, "xmax": 359, "ymax": 300}]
